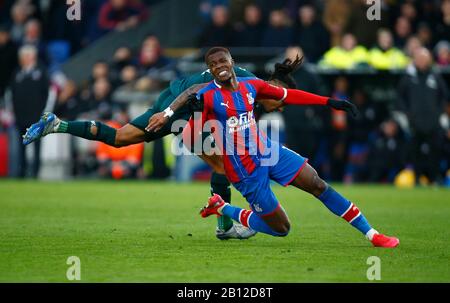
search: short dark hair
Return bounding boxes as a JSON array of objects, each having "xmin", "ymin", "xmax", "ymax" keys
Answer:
[{"xmin": 204, "ymin": 47, "xmax": 231, "ymax": 63}]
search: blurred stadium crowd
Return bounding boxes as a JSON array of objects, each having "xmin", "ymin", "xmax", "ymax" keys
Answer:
[{"xmin": 0, "ymin": 0, "xmax": 449, "ymax": 186}]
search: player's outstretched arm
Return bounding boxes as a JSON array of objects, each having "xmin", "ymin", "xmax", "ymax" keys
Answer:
[
  {"xmin": 256, "ymin": 80, "xmax": 360, "ymax": 118},
  {"xmin": 146, "ymin": 83, "xmax": 208, "ymax": 132}
]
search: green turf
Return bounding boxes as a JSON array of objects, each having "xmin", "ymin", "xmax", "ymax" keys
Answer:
[{"xmin": 0, "ymin": 180, "xmax": 449, "ymax": 282}]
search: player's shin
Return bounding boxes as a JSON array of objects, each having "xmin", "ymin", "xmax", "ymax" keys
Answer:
[
  {"xmin": 221, "ymin": 204, "xmax": 286, "ymax": 237},
  {"xmin": 57, "ymin": 121, "xmax": 117, "ymax": 146},
  {"xmin": 317, "ymin": 185, "xmax": 378, "ymax": 240},
  {"xmin": 210, "ymin": 172, "xmax": 233, "ymax": 231}
]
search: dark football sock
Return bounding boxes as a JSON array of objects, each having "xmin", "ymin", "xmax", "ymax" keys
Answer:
[
  {"xmin": 210, "ymin": 172, "xmax": 233, "ymax": 231},
  {"xmin": 58, "ymin": 121, "xmax": 117, "ymax": 146}
]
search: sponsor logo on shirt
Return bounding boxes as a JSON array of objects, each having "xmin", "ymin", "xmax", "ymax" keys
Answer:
[{"xmin": 226, "ymin": 110, "xmax": 256, "ymax": 133}]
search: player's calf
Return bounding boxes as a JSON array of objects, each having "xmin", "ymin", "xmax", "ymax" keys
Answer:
[
  {"xmin": 114, "ymin": 124, "xmax": 146, "ymax": 147},
  {"xmin": 292, "ymin": 163, "xmax": 399, "ymax": 248},
  {"xmin": 291, "ymin": 164, "xmax": 327, "ymax": 197}
]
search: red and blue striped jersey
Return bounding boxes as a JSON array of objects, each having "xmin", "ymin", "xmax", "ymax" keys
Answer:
[{"xmin": 193, "ymin": 76, "xmax": 328, "ymax": 183}]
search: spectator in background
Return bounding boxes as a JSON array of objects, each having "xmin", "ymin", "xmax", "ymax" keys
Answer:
[
  {"xmin": 10, "ymin": 45, "xmax": 49, "ymax": 178},
  {"xmin": 367, "ymin": 119, "xmax": 406, "ymax": 183},
  {"xmin": 110, "ymin": 47, "xmax": 134, "ymax": 80},
  {"xmin": 319, "ymin": 33, "xmax": 369, "ymax": 69},
  {"xmin": 435, "ymin": 41, "xmax": 450, "ymax": 67},
  {"xmin": 393, "ymin": 16, "xmax": 412, "ymax": 49},
  {"xmin": 21, "ymin": 19, "xmax": 46, "ymax": 63},
  {"xmin": 281, "ymin": 46, "xmax": 326, "ymax": 164},
  {"xmin": 118, "ymin": 65, "xmax": 138, "ymax": 86},
  {"xmin": 295, "ymin": 5, "xmax": 330, "ymax": 63},
  {"xmin": 107, "ymin": 46, "xmax": 138, "ymax": 88},
  {"xmin": 328, "ymin": 76, "xmax": 350, "ymax": 181},
  {"xmin": 399, "ymin": 1, "xmax": 418, "ymax": 30},
  {"xmin": 397, "ymin": 47, "xmax": 449, "ymax": 184},
  {"xmin": 198, "ymin": 0, "xmax": 229, "ymax": 22},
  {"xmin": 9, "ymin": 2, "xmax": 31, "ymax": 43},
  {"xmin": 90, "ymin": 60, "xmax": 111, "ymax": 85},
  {"xmin": 98, "ymin": 0, "xmax": 149, "ymax": 33},
  {"xmin": 344, "ymin": 89, "xmax": 385, "ymax": 183},
  {"xmin": 261, "ymin": 9, "xmax": 293, "ymax": 48},
  {"xmin": 368, "ymin": 28, "xmax": 410, "ymax": 70},
  {"xmin": 416, "ymin": 22, "xmax": 434, "ymax": 50},
  {"xmin": 404, "ymin": 35, "xmax": 423, "ymax": 58},
  {"xmin": 76, "ymin": 76, "xmax": 115, "ymax": 121},
  {"xmin": 198, "ymin": 5, "xmax": 234, "ymax": 47},
  {"xmin": 232, "ymin": 4, "xmax": 265, "ymax": 47},
  {"xmin": 85, "ymin": 77, "xmax": 114, "ymax": 119},
  {"xmin": 0, "ymin": 25, "xmax": 18, "ymax": 98},
  {"xmin": 138, "ymin": 35, "xmax": 178, "ymax": 87},
  {"xmin": 436, "ymin": 0, "xmax": 450, "ymax": 44}
]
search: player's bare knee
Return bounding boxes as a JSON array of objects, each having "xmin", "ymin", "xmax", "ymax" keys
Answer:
[
  {"xmin": 273, "ymin": 222, "xmax": 290, "ymax": 236},
  {"xmin": 276, "ymin": 227, "xmax": 290, "ymax": 237}
]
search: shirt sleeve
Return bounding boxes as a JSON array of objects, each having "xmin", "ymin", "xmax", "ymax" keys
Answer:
[{"xmin": 251, "ymin": 79, "xmax": 329, "ymax": 105}]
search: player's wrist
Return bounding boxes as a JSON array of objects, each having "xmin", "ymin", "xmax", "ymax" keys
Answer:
[
  {"xmin": 327, "ymin": 98, "xmax": 342, "ymax": 108},
  {"xmin": 163, "ymin": 107, "xmax": 174, "ymax": 118}
]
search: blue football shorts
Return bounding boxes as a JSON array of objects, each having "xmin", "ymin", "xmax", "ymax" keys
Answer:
[{"xmin": 232, "ymin": 144, "xmax": 308, "ymax": 216}]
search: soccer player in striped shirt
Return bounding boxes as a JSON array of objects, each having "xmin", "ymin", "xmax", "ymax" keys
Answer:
[{"xmin": 149, "ymin": 47, "xmax": 399, "ymax": 248}]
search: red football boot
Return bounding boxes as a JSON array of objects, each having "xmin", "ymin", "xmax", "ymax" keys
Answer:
[
  {"xmin": 200, "ymin": 194, "xmax": 227, "ymax": 218},
  {"xmin": 371, "ymin": 234, "xmax": 400, "ymax": 248}
]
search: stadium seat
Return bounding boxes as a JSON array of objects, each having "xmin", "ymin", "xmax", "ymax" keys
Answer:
[{"xmin": 46, "ymin": 40, "xmax": 71, "ymax": 73}]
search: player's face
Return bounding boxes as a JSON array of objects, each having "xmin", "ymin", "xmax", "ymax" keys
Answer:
[{"xmin": 206, "ymin": 51, "xmax": 234, "ymax": 83}]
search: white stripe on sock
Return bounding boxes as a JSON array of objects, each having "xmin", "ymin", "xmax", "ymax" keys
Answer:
[{"xmin": 349, "ymin": 212, "xmax": 361, "ymax": 224}]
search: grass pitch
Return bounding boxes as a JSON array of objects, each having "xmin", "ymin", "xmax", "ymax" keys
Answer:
[{"xmin": 0, "ymin": 180, "xmax": 449, "ymax": 282}]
